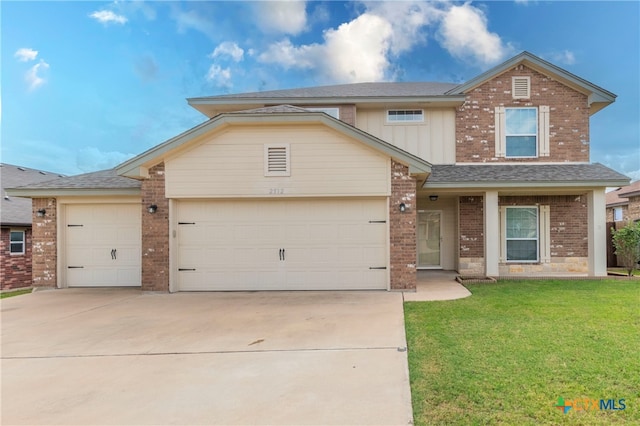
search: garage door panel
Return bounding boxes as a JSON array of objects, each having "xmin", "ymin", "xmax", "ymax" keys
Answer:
[
  {"xmin": 65, "ymin": 204, "xmax": 141, "ymax": 287},
  {"xmin": 177, "ymin": 199, "xmax": 387, "ymax": 291}
]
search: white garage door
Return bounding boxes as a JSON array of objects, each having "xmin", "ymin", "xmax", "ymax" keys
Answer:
[
  {"xmin": 176, "ymin": 199, "xmax": 388, "ymax": 291},
  {"xmin": 65, "ymin": 204, "xmax": 141, "ymax": 287}
]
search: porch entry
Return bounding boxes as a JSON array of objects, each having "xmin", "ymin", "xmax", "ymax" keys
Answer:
[{"xmin": 417, "ymin": 210, "xmax": 442, "ymax": 268}]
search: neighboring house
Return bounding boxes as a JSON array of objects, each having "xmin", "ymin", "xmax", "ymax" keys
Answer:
[
  {"xmin": 7, "ymin": 51, "xmax": 630, "ymax": 292},
  {"xmin": 606, "ymin": 180, "xmax": 640, "ymax": 223},
  {"xmin": 1, "ymin": 164, "xmax": 64, "ymax": 289}
]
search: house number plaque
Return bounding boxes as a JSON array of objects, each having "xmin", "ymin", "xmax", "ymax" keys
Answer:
[{"xmin": 269, "ymin": 188, "xmax": 285, "ymax": 195}]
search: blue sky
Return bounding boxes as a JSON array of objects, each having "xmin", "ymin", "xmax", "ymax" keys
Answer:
[{"xmin": 3, "ymin": 1, "xmax": 639, "ymax": 181}]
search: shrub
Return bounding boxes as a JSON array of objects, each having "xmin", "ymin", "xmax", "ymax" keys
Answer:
[{"xmin": 611, "ymin": 221, "xmax": 640, "ymax": 276}]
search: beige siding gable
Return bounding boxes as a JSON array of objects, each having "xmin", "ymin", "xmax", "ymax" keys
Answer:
[
  {"xmin": 165, "ymin": 124, "xmax": 391, "ymax": 198},
  {"xmin": 356, "ymin": 109, "xmax": 455, "ymax": 164}
]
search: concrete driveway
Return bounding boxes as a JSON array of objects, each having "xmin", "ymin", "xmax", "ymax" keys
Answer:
[{"xmin": 1, "ymin": 289, "xmax": 412, "ymax": 425}]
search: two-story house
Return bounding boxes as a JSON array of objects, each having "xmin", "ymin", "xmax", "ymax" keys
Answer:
[{"xmin": 8, "ymin": 52, "xmax": 629, "ymax": 292}]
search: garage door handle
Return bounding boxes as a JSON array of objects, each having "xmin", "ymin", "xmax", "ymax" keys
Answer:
[
  {"xmin": 111, "ymin": 249, "xmax": 117, "ymax": 260},
  {"xmin": 178, "ymin": 268, "xmax": 196, "ymax": 271},
  {"xmin": 68, "ymin": 266, "xmax": 84, "ymax": 269},
  {"xmin": 279, "ymin": 248, "xmax": 283, "ymax": 261},
  {"xmin": 282, "ymin": 248, "xmax": 285, "ymax": 261},
  {"xmin": 369, "ymin": 267, "xmax": 387, "ymax": 270}
]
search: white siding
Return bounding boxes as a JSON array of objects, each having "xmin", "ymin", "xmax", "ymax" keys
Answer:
[
  {"xmin": 165, "ymin": 124, "xmax": 390, "ymax": 198},
  {"xmin": 356, "ymin": 109, "xmax": 456, "ymax": 164}
]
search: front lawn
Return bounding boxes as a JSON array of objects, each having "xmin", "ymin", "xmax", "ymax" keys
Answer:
[
  {"xmin": 0, "ymin": 288, "xmax": 32, "ymax": 299},
  {"xmin": 405, "ymin": 280, "xmax": 639, "ymax": 425}
]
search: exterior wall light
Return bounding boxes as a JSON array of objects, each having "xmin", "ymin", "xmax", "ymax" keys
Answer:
[
  {"xmin": 36, "ymin": 208, "xmax": 46, "ymax": 217},
  {"xmin": 429, "ymin": 195, "xmax": 438, "ymax": 201},
  {"xmin": 147, "ymin": 204, "xmax": 158, "ymax": 214},
  {"xmin": 399, "ymin": 203, "xmax": 406, "ymax": 213}
]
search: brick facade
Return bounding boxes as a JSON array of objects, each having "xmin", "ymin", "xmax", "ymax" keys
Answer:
[
  {"xmin": 31, "ymin": 198, "xmax": 57, "ymax": 287},
  {"xmin": 141, "ymin": 163, "xmax": 170, "ymax": 291},
  {"xmin": 1, "ymin": 227, "xmax": 33, "ymax": 289},
  {"xmin": 500, "ymin": 195, "xmax": 588, "ymax": 258},
  {"xmin": 458, "ymin": 196, "xmax": 485, "ymax": 275},
  {"xmin": 627, "ymin": 196, "xmax": 640, "ymax": 221},
  {"xmin": 389, "ymin": 160, "xmax": 417, "ymax": 290},
  {"xmin": 456, "ymin": 64, "xmax": 590, "ymax": 163}
]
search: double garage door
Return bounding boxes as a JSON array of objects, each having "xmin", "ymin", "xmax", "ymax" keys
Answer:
[
  {"xmin": 65, "ymin": 204, "xmax": 141, "ymax": 287},
  {"xmin": 176, "ymin": 199, "xmax": 388, "ymax": 291}
]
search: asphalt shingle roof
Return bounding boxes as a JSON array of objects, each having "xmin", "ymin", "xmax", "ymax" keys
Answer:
[
  {"xmin": 1, "ymin": 163, "xmax": 65, "ymax": 226},
  {"xmin": 426, "ymin": 163, "xmax": 629, "ymax": 186},
  {"xmin": 9, "ymin": 168, "xmax": 141, "ymax": 190},
  {"xmin": 194, "ymin": 82, "xmax": 460, "ymax": 100}
]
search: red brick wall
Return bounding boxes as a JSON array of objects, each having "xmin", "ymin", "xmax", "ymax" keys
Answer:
[
  {"xmin": 1, "ymin": 227, "xmax": 33, "ymax": 289},
  {"xmin": 459, "ymin": 196, "xmax": 484, "ymax": 257},
  {"xmin": 499, "ymin": 195, "xmax": 588, "ymax": 257},
  {"xmin": 32, "ymin": 198, "xmax": 57, "ymax": 287},
  {"xmin": 389, "ymin": 160, "xmax": 416, "ymax": 290},
  {"xmin": 141, "ymin": 163, "xmax": 170, "ymax": 291},
  {"xmin": 628, "ymin": 196, "xmax": 640, "ymax": 221},
  {"xmin": 456, "ymin": 64, "xmax": 590, "ymax": 163}
]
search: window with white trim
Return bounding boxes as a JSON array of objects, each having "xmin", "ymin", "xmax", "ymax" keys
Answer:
[
  {"xmin": 387, "ymin": 110, "xmax": 423, "ymax": 123},
  {"xmin": 306, "ymin": 107, "xmax": 339, "ymax": 119},
  {"xmin": 613, "ymin": 207, "xmax": 623, "ymax": 221},
  {"xmin": 505, "ymin": 108, "xmax": 537, "ymax": 157},
  {"xmin": 264, "ymin": 144, "xmax": 290, "ymax": 177},
  {"xmin": 505, "ymin": 207, "xmax": 539, "ymax": 262},
  {"xmin": 10, "ymin": 230, "xmax": 25, "ymax": 255},
  {"xmin": 495, "ymin": 106, "xmax": 549, "ymax": 158}
]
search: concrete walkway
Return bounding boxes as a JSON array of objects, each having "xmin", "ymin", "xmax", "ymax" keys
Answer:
[
  {"xmin": 1, "ymin": 289, "xmax": 412, "ymax": 425},
  {"xmin": 403, "ymin": 270, "xmax": 472, "ymax": 302}
]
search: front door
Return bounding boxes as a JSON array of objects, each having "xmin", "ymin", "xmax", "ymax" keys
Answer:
[{"xmin": 417, "ymin": 210, "xmax": 442, "ymax": 268}]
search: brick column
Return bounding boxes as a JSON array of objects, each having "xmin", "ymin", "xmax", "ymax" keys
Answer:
[
  {"xmin": 141, "ymin": 163, "xmax": 170, "ymax": 291},
  {"xmin": 389, "ymin": 160, "xmax": 416, "ymax": 290},
  {"xmin": 32, "ymin": 198, "xmax": 57, "ymax": 287}
]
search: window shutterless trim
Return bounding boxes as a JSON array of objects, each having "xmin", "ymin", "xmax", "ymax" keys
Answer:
[
  {"xmin": 386, "ymin": 109, "xmax": 424, "ymax": 123},
  {"xmin": 9, "ymin": 229, "xmax": 25, "ymax": 255}
]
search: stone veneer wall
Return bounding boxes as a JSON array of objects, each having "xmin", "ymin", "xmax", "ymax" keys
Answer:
[
  {"xmin": 31, "ymin": 198, "xmax": 57, "ymax": 287},
  {"xmin": 389, "ymin": 160, "xmax": 416, "ymax": 290},
  {"xmin": 141, "ymin": 163, "xmax": 170, "ymax": 291}
]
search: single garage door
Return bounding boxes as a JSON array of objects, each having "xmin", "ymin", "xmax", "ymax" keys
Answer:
[
  {"xmin": 176, "ymin": 199, "xmax": 388, "ymax": 291},
  {"xmin": 65, "ymin": 204, "xmax": 141, "ymax": 287}
]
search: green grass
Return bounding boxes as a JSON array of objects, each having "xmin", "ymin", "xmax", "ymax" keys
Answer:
[
  {"xmin": 0, "ymin": 288, "xmax": 33, "ymax": 299},
  {"xmin": 405, "ymin": 280, "xmax": 640, "ymax": 425},
  {"xmin": 608, "ymin": 268, "xmax": 640, "ymax": 277}
]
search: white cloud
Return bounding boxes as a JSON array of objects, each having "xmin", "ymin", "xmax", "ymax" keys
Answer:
[
  {"xmin": 206, "ymin": 64, "xmax": 232, "ymax": 87},
  {"xmin": 76, "ymin": 147, "xmax": 135, "ymax": 173},
  {"xmin": 25, "ymin": 60, "xmax": 50, "ymax": 91},
  {"xmin": 549, "ymin": 50, "xmax": 576, "ymax": 65},
  {"xmin": 259, "ymin": 13, "xmax": 393, "ymax": 83},
  {"xmin": 15, "ymin": 48, "xmax": 38, "ymax": 62},
  {"xmin": 90, "ymin": 10, "xmax": 128, "ymax": 25},
  {"xmin": 173, "ymin": 8, "xmax": 215, "ymax": 38},
  {"xmin": 254, "ymin": 1, "xmax": 307, "ymax": 35},
  {"xmin": 438, "ymin": 3, "xmax": 511, "ymax": 66},
  {"xmin": 211, "ymin": 42, "xmax": 244, "ymax": 62}
]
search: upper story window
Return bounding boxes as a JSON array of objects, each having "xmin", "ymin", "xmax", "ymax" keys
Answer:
[
  {"xmin": 306, "ymin": 107, "xmax": 339, "ymax": 119},
  {"xmin": 10, "ymin": 230, "xmax": 25, "ymax": 255},
  {"xmin": 387, "ymin": 110, "xmax": 423, "ymax": 123},
  {"xmin": 495, "ymin": 106, "xmax": 549, "ymax": 158},
  {"xmin": 505, "ymin": 107, "xmax": 537, "ymax": 157}
]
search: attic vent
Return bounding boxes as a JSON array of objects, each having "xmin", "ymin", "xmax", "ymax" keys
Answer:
[
  {"xmin": 512, "ymin": 76, "xmax": 530, "ymax": 99},
  {"xmin": 264, "ymin": 144, "xmax": 290, "ymax": 176}
]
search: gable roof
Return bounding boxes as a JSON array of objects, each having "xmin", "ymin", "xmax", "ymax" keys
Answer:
[
  {"xmin": 188, "ymin": 82, "xmax": 464, "ymax": 117},
  {"xmin": 1, "ymin": 163, "xmax": 65, "ymax": 226},
  {"xmin": 116, "ymin": 106, "xmax": 432, "ymax": 179},
  {"xmin": 424, "ymin": 163, "xmax": 629, "ymax": 189},
  {"xmin": 446, "ymin": 51, "xmax": 616, "ymax": 115},
  {"xmin": 607, "ymin": 179, "xmax": 640, "ymax": 206},
  {"xmin": 5, "ymin": 168, "xmax": 141, "ymax": 198}
]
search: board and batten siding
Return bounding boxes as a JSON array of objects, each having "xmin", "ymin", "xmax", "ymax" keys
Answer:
[
  {"xmin": 165, "ymin": 124, "xmax": 391, "ymax": 198},
  {"xmin": 356, "ymin": 109, "xmax": 456, "ymax": 164}
]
